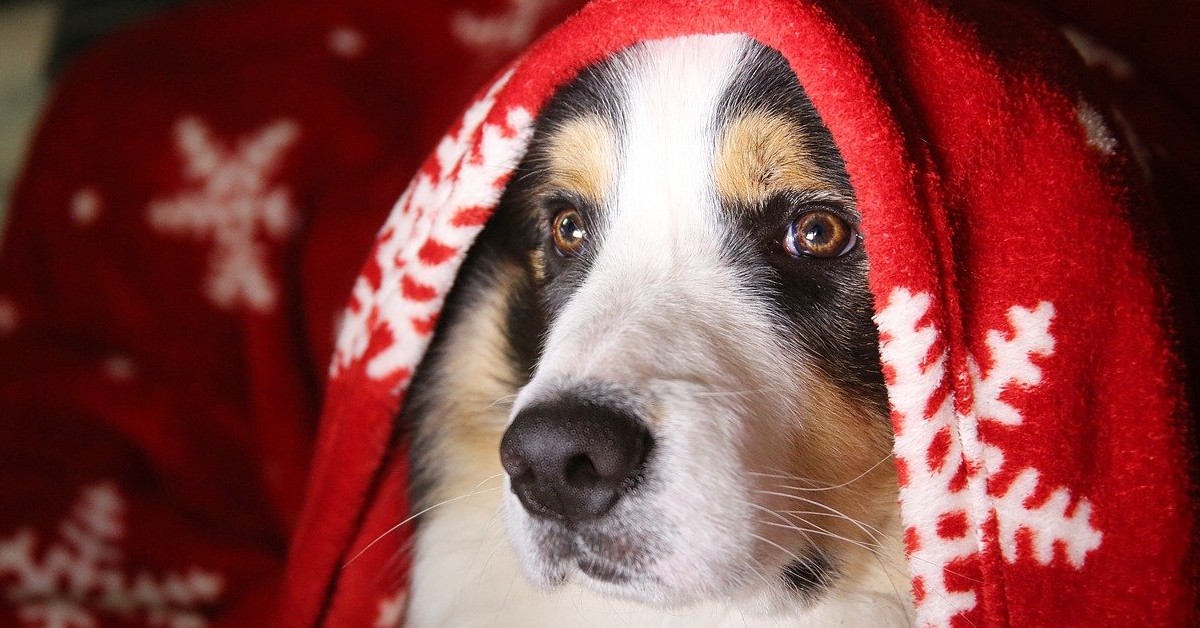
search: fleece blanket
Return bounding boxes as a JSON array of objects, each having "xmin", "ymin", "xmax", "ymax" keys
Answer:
[
  {"xmin": 281, "ymin": 0, "xmax": 1198, "ymax": 626},
  {"xmin": 0, "ymin": 0, "xmax": 1195, "ymax": 627},
  {"xmin": 0, "ymin": 0, "xmax": 581, "ymax": 625}
]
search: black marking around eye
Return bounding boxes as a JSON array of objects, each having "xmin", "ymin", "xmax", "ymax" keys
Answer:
[
  {"xmin": 781, "ymin": 551, "xmax": 836, "ymax": 598},
  {"xmin": 499, "ymin": 48, "xmax": 634, "ymax": 320},
  {"xmin": 715, "ymin": 41, "xmax": 887, "ymax": 415}
]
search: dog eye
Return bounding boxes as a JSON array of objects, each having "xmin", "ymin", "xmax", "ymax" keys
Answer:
[
  {"xmin": 784, "ymin": 209, "xmax": 858, "ymax": 258},
  {"xmin": 551, "ymin": 207, "xmax": 588, "ymax": 256}
]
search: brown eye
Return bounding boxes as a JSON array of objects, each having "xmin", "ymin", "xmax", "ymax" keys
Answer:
[
  {"xmin": 551, "ymin": 208, "xmax": 587, "ymax": 256},
  {"xmin": 784, "ymin": 209, "xmax": 858, "ymax": 258}
]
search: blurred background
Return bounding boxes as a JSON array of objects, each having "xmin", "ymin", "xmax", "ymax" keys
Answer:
[
  {"xmin": 0, "ymin": 0, "xmax": 56, "ymax": 238},
  {"xmin": 0, "ymin": 0, "xmax": 191, "ymax": 237}
]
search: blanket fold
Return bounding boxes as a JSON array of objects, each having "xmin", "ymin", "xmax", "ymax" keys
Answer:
[{"xmin": 284, "ymin": 0, "xmax": 1197, "ymax": 625}]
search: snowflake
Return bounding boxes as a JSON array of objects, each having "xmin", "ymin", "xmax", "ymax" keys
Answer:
[
  {"xmin": 0, "ymin": 295, "xmax": 18, "ymax": 336},
  {"xmin": 876, "ymin": 288, "xmax": 1102, "ymax": 628},
  {"xmin": 1075, "ymin": 100, "xmax": 1118, "ymax": 156},
  {"xmin": 328, "ymin": 26, "xmax": 365, "ymax": 58},
  {"xmin": 0, "ymin": 483, "xmax": 224, "ymax": 628},
  {"xmin": 70, "ymin": 188, "xmax": 101, "ymax": 226},
  {"xmin": 330, "ymin": 69, "xmax": 533, "ymax": 389},
  {"xmin": 374, "ymin": 589, "xmax": 406, "ymax": 628},
  {"xmin": 1061, "ymin": 25, "xmax": 1134, "ymax": 81},
  {"xmin": 147, "ymin": 116, "xmax": 300, "ymax": 313},
  {"xmin": 452, "ymin": 0, "xmax": 564, "ymax": 53}
]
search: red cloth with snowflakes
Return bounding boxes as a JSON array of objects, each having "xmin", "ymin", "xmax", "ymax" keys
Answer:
[
  {"xmin": 1, "ymin": 0, "xmax": 1196, "ymax": 627},
  {"xmin": 284, "ymin": 0, "xmax": 1198, "ymax": 626},
  {"xmin": 0, "ymin": 0, "xmax": 580, "ymax": 625}
]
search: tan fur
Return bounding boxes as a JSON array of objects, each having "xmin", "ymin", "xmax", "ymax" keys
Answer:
[
  {"xmin": 419, "ymin": 260, "xmax": 525, "ymax": 506},
  {"xmin": 714, "ymin": 112, "xmax": 827, "ymax": 205},
  {"xmin": 528, "ymin": 248, "xmax": 546, "ymax": 284},
  {"xmin": 777, "ymin": 373, "xmax": 902, "ymax": 587},
  {"xmin": 538, "ymin": 116, "xmax": 617, "ymax": 204}
]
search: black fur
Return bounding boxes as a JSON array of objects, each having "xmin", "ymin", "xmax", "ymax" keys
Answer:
[
  {"xmin": 781, "ymin": 551, "xmax": 835, "ymax": 598},
  {"xmin": 717, "ymin": 43, "xmax": 887, "ymax": 415}
]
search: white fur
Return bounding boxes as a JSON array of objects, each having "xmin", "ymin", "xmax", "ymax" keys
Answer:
[{"xmin": 408, "ymin": 487, "xmax": 910, "ymax": 627}]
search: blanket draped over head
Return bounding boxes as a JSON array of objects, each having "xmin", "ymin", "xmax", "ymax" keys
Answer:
[
  {"xmin": 0, "ymin": 0, "xmax": 1194, "ymax": 626},
  {"xmin": 281, "ymin": 0, "xmax": 1197, "ymax": 625}
]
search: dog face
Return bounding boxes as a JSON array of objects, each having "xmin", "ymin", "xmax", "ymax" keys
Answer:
[{"xmin": 407, "ymin": 33, "xmax": 902, "ymax": 616}]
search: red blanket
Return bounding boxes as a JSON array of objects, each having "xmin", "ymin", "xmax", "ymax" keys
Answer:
[
  {"xmin": 1, "ymin": 0, "xmax": 1195, "ymax": 626},
  {"xmin": 285, "ymin": 0, "xmax": 1199, "ymax": 626},
  {"xmin": 0, "ymin": 0, "xmax": 579, "ymax": 624}
]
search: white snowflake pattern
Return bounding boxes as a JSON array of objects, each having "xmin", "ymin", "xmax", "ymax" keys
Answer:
[
  {"xmin": 1075, "ymin": 100, "xmax": 1118, "ymax": 156},
  {"xmin": 69, "ymin": 188, "xmax": 101, "ymax": 226},
  {"xmin": 992, "ymin": 468, "xmax": 1102, "ymax": 567},
  {"xmin": 101, "ymin": 355, "xmax": 137, "ymax": 382},
  {"xmin": 876, "ymin": 288, "xmax": 1102, "ymax": 627},
  {"xmin": 147, "ymin": 116, "xmax": 300, "ymax": 313},
  {"xmin": 328, "ymin": 26, "xmax": 366, "ymax": 58},
  {"xmin": 331, "ymin": 69, "xmax": 532, "ymax": 386},
  {"xmin": 0, "ymin": 295, "xmax": 18, "ymax": 336},
  {"xmin": 452, "ymin": 0, "xmax": 564, "ymax": 53},
  {"xmin": 0, "ymin": 483, "xmax": 224, "ymax": 628},
  {"xmin": 876, "ymin": 288, "xmax": 976, "ymax": 625},
  {"xmin": 374, "ymin": 590, "xmax": 406, "ymax": 628}
]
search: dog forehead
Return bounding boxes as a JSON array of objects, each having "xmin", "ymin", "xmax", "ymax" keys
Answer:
[
  {"xmin": 609, "ymin": 35, "xmax": 746, "ymax": 234},
  {"xmin": 534, "ymin": 34, "xmax": 838, "ymax": 241}
]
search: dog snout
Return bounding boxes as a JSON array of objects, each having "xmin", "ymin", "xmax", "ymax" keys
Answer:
[{"xmin": 501, "ymin": 397, "xmax": 653, "ymax": 524}]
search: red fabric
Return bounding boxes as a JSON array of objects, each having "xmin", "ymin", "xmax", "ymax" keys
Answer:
[
  {"xmin": 0, "ymin": 0, "xmax": 579, "ymax": 625},
  {"xmin": 1, "ymin": 0, "xmax": 1194, "ymax": 626},
  {"xmin": 288, "ymin": 0, "xmax": 1197, "ymax": 626}
]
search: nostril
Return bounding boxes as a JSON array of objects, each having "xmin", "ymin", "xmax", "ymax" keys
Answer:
[
  {"xmin": 564, "ymin": 454, "xmax": 601, "ymax": 488},
  {"xmin": 620, "ymin": 431, "xmax": 653, "ymax": 490}
]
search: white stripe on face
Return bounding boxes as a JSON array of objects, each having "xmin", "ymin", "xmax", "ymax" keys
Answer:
[
  {"xmin": 509, "ymin": 35, "xmax": 805, "ymax": 602},
  {"xmin": 503, "ymin": 34, "xmax": 902, "ymax": 612},
  {"xmin": 519, "ymin": 34, "xmax": 769, "ymax": 396}
]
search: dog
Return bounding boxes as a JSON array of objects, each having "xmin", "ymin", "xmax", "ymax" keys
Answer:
[{"xmin": 401, "ymin": 33, "xmax": 913, "ymax": 627}]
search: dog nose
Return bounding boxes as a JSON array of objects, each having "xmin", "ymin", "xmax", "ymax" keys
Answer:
[{"xmin": 500, "ymin": 398, "xmax": 652, "ymax": 523}]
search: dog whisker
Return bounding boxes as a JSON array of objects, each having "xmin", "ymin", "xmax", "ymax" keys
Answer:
[
  {"xmin": 744, "ymin": 534, "xmax": 810, "ymax": 589},
  {"xmin": 342, "ymin": 474, "xmax": 504, "ymax": 569},
  {"xmin": 748, "ymin": 454, "xmax": 894, "ymax": 491},
  {"xmin": 746, "ymin": 532, "xmax": 825, "ymax": 589},
  {"xmin": 776, "ymin": 509, "xmax": 890, "ymax": 542},
  {"xmin": 686, "ymin": 388, "xmax": 773, "ymax": 398},
  {"xmin": 739, "ymin": 499, "xmax": 820, "ymax": 550},
  {"xmin": 754, "ymin": 489, "xmax": 891, "ymax": 545},
  {"xmin": 465, "ymin": 507, "xmax": 508, "ymax": 580},
  {"xmin": 487, "ymin": 393, "xmax": 521, "ymax": 408},
  {"xmin": 760, "ymin": 478, "xmax": 982, "ymax": 590},
  {"xmin": 756, "ymin": 520, "xmax": 887, "ymax": 560},
  {"xmin": 740, "ymin": 495, "xmax": 905, "ymax": 604},
  {"xmin": 759, "ymin": 511, "xmax": 980, "ymax": 587}
]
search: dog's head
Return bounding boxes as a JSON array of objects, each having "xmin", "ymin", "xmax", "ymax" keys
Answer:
[{"xmin": 486, "ymin": 33, "xmax": 899, "ymax": 610}]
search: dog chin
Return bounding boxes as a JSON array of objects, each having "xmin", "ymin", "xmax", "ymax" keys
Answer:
[{"xmin": 501, "ymin": 490, "xmax": 747, "ymax": 607}]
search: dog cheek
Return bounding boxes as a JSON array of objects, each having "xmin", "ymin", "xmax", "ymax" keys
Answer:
[{"xmin": 642, "ymin": 401, "xmax": 759, "ymax": 588}]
